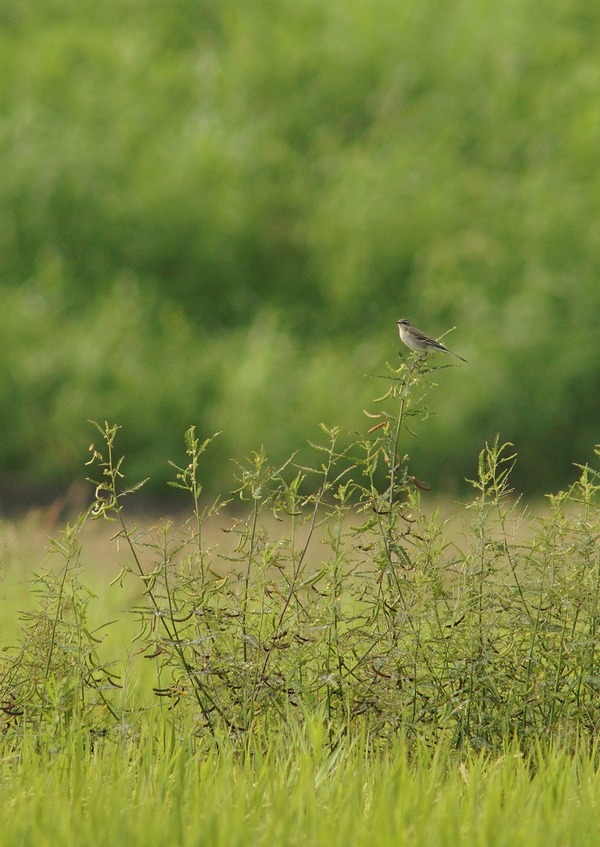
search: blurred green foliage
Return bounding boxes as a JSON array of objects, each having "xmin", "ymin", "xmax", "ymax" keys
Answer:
[{"xmin": 1, "ymin": 0, "xmax": 600, "ymax": 497}]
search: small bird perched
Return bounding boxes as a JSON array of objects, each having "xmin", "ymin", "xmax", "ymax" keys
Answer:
[{"xmin": 397, "ymin": 319, "xmax": 467, "ymax": 362}]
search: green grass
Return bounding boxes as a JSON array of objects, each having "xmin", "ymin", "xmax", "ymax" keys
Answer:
[{"xmin": 2, "ymin": 720, "xmax": 600, "ymax": 846}]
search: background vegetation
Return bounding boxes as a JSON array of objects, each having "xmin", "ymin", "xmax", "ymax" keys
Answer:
[{"xmin": 1, "ymin": 0, "xmax": 600, "ymax": 499}]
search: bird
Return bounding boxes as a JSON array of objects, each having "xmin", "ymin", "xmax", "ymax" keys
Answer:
[{"xmin": 396, "ymin": 319, "xmax": 467, "ymax": 362}]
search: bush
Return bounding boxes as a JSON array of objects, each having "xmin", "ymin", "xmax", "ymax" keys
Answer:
[{"xmin": 3, "ymin": 357, "xmax": 600, "ymax": 753}]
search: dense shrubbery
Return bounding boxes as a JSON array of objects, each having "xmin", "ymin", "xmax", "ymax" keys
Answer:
[
  {"xmin": 1, "ymin": 0, "xmax": 600, "ymax": 495},
  {"xmin": 2, "ymin": 344, "xmax": 600, "ymax": 843},
  {"xmin": 3, "ymin": 359, "xmax": 600, "ymax": 753}
]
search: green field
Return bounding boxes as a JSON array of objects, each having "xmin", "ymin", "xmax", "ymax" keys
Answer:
[
  {"xmin": 3, "ymin": 724, "xmax": 600, "ymax": 846},
  {"xmin": 2, "ymin": 358, "xmax": 600, "ymax": 843}
]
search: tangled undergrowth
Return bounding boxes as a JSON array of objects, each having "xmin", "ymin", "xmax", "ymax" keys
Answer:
[{"xmin": 1, "ymin": 355, "xmax": 599, "ymax": 755}]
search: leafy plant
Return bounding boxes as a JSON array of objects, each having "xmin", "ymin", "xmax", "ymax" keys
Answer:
[{"xmin": 2, "ymin": 354, "xmax": 600, "ymax": 755}]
